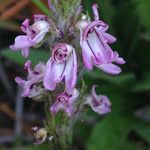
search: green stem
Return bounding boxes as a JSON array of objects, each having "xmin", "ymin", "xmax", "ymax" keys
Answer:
[
  {"xmin": 58, "ymin": 126, "xmax": 73, "ymax": 150},
  {"xmin": 44, "ymin": 96, "xmax": 73, "ymax": 150}
]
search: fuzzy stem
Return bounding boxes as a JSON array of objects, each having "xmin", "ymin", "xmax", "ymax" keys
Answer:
[{"xmin": 44, "ymin": 98, "xmax": 73, "ymax": 150}]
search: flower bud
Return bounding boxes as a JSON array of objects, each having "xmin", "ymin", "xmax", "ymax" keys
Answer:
[{"xmin": 33, "ymin": 127, "xmax": 47, "ymax": 145}]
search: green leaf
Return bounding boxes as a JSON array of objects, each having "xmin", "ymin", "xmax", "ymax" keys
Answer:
[
  {"xmin": 1, "ymin": 48, "xmax": 49, "ymax": 66},
  {"xmin": 133, "ymin": 0, "xmax": 150, "ymax": 31},
  {"xmin": 74, "ymin": 121, "xmax": 91, "ymax": 147},
  {"xmin": 131, "ymin": 72, "xmax": 150, "ymax": 92},
  {"xmin": 134, "ymin": 124, "xmax": 150, "ymax": 143},
  {"xmin": 87, "ymin": 115, "xmax": 129, "ymax": 150},
  {"xmin": 12, "ymin": 143, "xmax": 50, "ymax": 150},
  {"xmin": 84, "ymin": 70, "xmax": 135, "ymax": 88},
  {"xmin": 87, "ymin": 115, "xmax": 145, "ymax": 150}
]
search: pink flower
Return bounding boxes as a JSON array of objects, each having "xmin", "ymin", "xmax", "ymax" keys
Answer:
[
  {"xmin": 50, "ymin": 88, "xmax": 79, "ymax": 117},
  {"xmin": 77, "ymin": 4, "xmax": 125, "ymax": 74},
  {"xmin": 15, "ymin": 60, "xmax": 46, "ymax": 97},
  {"xmin": 10, "ymin": 15, "xmax": 50, "ymax": 58},
  {"xmin": 85, "ymin": 85, "xmax": 111, "ymax": 114},
  {"xmin": 44, "ymin": 43, "xmax": 77, "ymax": 92}
]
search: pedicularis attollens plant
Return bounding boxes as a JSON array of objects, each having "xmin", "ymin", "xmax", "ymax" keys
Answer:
[{"xmin": 10, "ymin": 0, "xmax": 125, "ymax": 149}]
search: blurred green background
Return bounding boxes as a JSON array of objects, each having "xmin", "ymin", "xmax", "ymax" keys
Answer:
[{"xmin": 0, "ymin": 0, "xmax": 150, "ymax": 149}]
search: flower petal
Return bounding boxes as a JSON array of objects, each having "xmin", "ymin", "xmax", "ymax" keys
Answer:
[
  {"xmin": 92, "ymin": 4, "xmax": 99, "ymax": 21},
  {"xmin": 92, "ymin": 95, "xmax": 111, "ymax": 114},
  {"xmin": 92, "ymin": 27, "xmax": 113, "ymax": 63},
  {"xmin": 44, "ymin": 58, "xmax": 65, "ymax": 90},
  {"xmin": 98, "ymin": 22, "xmax": 109, "ymax": 32},
  {"xmin": 21, "ymin": 47, "xmax": 30, "ymax": 58},
  {"xmin": 10, "ymin": 35, "xmax": 32, "ymax": 50},
  {"xmin": 102, "ymin": 33, "xmax": 116, "ymax": 44},
  {"xmin": 21, "ymin": 19, "xmax": 30, "ymax": 33},
  {"xmin": 113, "ymin": 51, "xmax": 126, "ymax": 64},
  {"xmin": 81, "ymin": 40, "xmax": 94, "ymax": 70},
  {"xmin": 65, "ymin": 49, "xmax": 77, "ymax": 92},
  {"xmin": 97, "ymin": 63, "xmax": 121, "ymax": 74},
  {"xmin": 86, "ymin": 85, "xmax": 111, "ymax": 115},
  {"xmin": 15, "ymin": 77, "xmax": 25, "ymax": 86},
  {"xmin": 30, "ymin": 26, "xmax": 49, "ymax": 44},
  {"xmin": 33, "ymin": 14, "xmax": 48, "ymax": 22},
  {"xmin": 91, "ymin": 85, "xmax": 99, "ymax": 100},
  {"xmin": 10, "ymin": 35, "xmax": 32, "ymax": 57},
  {"xmin": 50, "ymin": 88, "xmax": 79, "ymax": 116}
]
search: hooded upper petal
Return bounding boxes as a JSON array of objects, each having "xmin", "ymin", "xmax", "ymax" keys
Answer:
[{"xmin": 44, "ymin": 43, "xmax": 77, "ymax": 91}]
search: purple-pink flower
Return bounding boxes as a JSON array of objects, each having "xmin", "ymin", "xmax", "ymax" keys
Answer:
[
  {"xmin": 15, "ymin": 60, "xmax": 46, "ymax": 97},
  {"xmin": 50, "ymin": 88, "xmax": 79, "ymax": 117},
  {"xmin": 77, "ymin": 4, "xmax": 125, "ymax": 74},
  {"xmin": 44, "ymin": 43, "xmax": 77, "ymax": 92},
  {"xmin": 85, "ymin": 85, "xmax": 111, "ymax": 114},
  {"xmin": 10, "ymin": 14, "xmax": 50, "ymax": 58}
]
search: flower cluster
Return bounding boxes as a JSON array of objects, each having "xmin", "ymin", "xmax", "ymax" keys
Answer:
[
  {"xmin": 10, "ymin": 2, "xmax": 125, "ymax": 145},
  {"xmin": 77, "ymin": 4, "xmax": 125, "ymax": 74}
]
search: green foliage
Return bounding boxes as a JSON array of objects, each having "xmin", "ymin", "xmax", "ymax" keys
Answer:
[
  {"xmin": 82, "ymin": 1, "xmax": 150, "ymax": 147},
  {"xmin": 1, "ymin": 49, "xmax": 49, "ymax": 66},
  {"xmin": 134, "ymin": 123, "xmax": 150, "ymax": 143},
  {"xmin": 84, "ymin": 70, "xmax": 135, "ymax": 88},
  {"xmin": 131, "ymin": 72, "xmax": 150, "ymax": 92},
  {"xmin": 87, "ymin": 115, "xmax": 146, "ymax": 150},
  {"xmin": 12, "ymin": 143, "xmax": 50, "ymax": 150},
  {"xmin": 133, "ymin": 0, "xmax": 150, "ymax": 31},
  {"xmin": 87, "ymin": 115, "xmax": 130, "ymax": 150}
]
